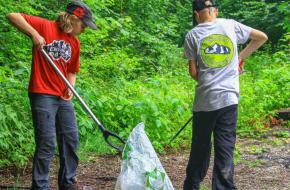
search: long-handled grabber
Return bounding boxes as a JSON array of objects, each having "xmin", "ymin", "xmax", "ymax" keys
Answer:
[
  {"xmin": 41, "ymin": 48, "xmax": 126, "ymax": 152},
  {"xmin": 169, "ymin": 115, "xmax": 193, "ymax": 144}
]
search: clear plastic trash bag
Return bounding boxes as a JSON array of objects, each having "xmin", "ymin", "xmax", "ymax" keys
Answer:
[{"xmin": 115, "ymin": 123, "xmax": 174, "ymax": 190}]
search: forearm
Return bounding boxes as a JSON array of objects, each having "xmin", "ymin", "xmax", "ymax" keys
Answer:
[
  {"xmin": 188, "ymin": 60, "xmax": 198, "ymax": 81},
  {"xmin": 7, "ymin": 13, "xmax": 46, "ymax": 49},
  {"xmin": 239, "ymin": 29, "xmax": 268, "ymax": 60},
  {"xmin": 189, "ymin": 70, "xmax": 198, "ymax": 81},
  {"xmin": 61, "ymin": 73, "xmax": 76, "ymax": 101},
  {"xmin": 68, "ymin": 73, "xmax": 76, "ymax": 86},
  {"xmin": 7, "ymin": 13, "xmax": 38, "ymax": 37},
  {"xmin": 239, "ymin": 40, "xmax": 266, "ymax": 59}
]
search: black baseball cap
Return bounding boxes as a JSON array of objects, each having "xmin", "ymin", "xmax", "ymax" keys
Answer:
[
  {"xmin": 66, "ymin": 0, "xmax": 97, "ymax": 30},
  {"xmin": 193, "ymin": 0, "xmax": 218, "ymax": 12}
]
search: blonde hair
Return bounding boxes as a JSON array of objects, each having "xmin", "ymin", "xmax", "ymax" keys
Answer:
[{"xmin": 56, "ymin": 12, "xmax": 80, "ymax": 33}]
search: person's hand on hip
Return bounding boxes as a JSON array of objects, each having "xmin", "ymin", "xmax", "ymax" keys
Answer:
[{"xmin": 61, "ymin": 88, "xmax": 73, "ymax": 101}]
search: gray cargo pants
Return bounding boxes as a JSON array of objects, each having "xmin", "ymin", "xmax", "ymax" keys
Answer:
[{"xmin": 29, "ymin": 93, "xmax": 78, "ymax": 190}]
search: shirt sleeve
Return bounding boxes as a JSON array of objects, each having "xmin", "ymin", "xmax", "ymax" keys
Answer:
[
  {"xmin": 21, "ymin": 13, "xmax": 48, "ymax": 33},
  {"xmin": 67, "ymin": 40, "xmax": 80, "ymax": 73},
  {"xmin": 184, "ymin": 33, "xmax": 197, "ymax": 60},
  {"xmin": 233, "ymin": 20, "xmax": 253, "ymax": 44}
]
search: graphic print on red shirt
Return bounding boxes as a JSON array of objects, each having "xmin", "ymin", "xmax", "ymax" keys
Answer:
[{"xmin": 44, "ymin": 40, "xmax": 72, "ymax": 63}]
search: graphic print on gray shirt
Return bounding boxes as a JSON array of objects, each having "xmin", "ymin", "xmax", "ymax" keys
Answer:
[{"xmin": 184, "ymin": 18, "xmax": 252, "ymax": 112}]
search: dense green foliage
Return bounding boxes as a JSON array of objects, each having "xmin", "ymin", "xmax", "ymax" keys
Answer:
[{"xmin": 0, "ymin": 0, "xmax": 289, "ymax": 167}]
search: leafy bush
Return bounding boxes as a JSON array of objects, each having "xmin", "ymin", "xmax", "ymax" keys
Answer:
[{"xmin": 238, "ymin": 52, "xmax": 290, "ymax": 133}]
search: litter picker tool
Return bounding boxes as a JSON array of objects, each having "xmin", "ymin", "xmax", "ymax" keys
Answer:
[
  {"xmin": 41, "ymin": 48, "xmax": 126, "ymax": 152},
  {"xmin": 169, "ymin": 115, "xmax": 193, "ymax": 144}
]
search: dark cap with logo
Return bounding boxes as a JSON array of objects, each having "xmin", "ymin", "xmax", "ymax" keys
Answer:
[
  {"xmin": 66, "ymin": 0, "xmax": 97, "ymax": 30},
  {"xmin": 193, "ymin": 0, "xmax": 218, "ymax": 12}
]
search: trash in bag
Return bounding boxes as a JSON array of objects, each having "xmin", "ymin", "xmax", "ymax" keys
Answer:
[{"xmin": 115, "ymin": 123, "xmax": 174, "ymax": 190}]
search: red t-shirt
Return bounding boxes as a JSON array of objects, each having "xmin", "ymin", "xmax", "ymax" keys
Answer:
[{"xmin": 21, "ymin": 14, "xmax": 80, "ymax": 97}]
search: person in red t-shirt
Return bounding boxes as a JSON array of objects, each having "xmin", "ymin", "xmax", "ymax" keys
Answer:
[{"xmin": 7, "ymin": 1, "xmax": 97, "ymax": 189}]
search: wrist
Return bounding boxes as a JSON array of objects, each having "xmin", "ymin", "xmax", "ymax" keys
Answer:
[
  {"xmin": 239, "ymin": 57, "xmax": 245, "ymax": 66},
  {"xmin": 30, "ymin": 29, "xmax": 39, "ymax": 37}
]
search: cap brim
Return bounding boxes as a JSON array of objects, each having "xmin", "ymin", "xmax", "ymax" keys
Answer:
[{"xmin": 83, "ymin": 20, "xmax": 98, "ymax": 30}]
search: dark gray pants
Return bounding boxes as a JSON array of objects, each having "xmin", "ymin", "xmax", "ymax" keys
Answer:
[
  {"xmin": 184, "ymin": 104, "xmax": 238, "ymax": 190},
  {"xmin": 29, "ymin": 93, "xmax": 79, "ymax": 190}
]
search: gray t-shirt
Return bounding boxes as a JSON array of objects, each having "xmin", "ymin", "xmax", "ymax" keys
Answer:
[{"xmin": 184, "ymin": 18, "xmax": 252, "ymax": 112}]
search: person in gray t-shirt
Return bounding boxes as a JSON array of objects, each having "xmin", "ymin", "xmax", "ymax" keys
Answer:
[{"xmin": 183, "ymin": 1, "xmax": 268, "ymax": 190}]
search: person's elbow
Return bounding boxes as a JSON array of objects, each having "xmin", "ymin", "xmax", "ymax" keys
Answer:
[
  {"xmin": 251, "ymin": 29, "xmax": 268, "ymax": 44},
  {"xmin": 256, "ymin": 31, "xmax": 268, "ymax": 44},
  {"xmin": 260, "ymin": 32, "xmax": 268, "ymax": 43},
  {"xmin": 6, "ymin": 13, "xmax": 20, "ymax": 22},
  {"xmin": 6, "ymin": 13, "xmax": 15, "ymax": 20}
]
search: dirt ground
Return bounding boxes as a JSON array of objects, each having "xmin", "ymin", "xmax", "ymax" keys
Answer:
[{"xmin": 0, "ymin": 131, "xmax": 289, "ymax": 190}]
